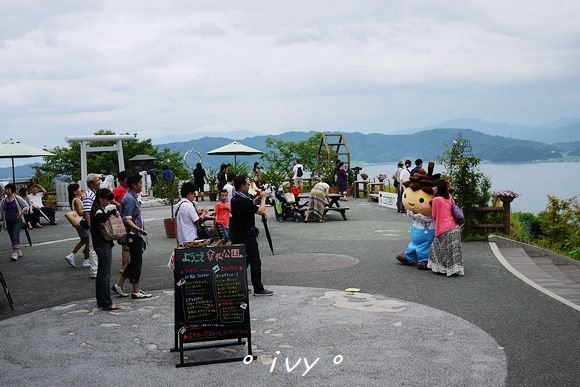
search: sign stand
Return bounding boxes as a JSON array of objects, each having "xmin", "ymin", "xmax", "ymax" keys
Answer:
[
  {"xmin": 172, "ymin": 245, "xmax": 256, "ymax": 368},
  {"xmin": 0, "ymin": 270, "xmax": 14, "ymax": 311}
]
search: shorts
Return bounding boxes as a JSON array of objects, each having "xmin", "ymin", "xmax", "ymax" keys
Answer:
[
  {"xmin": 216, "ymin": 223, "xmax": 229, "ymax": 241},
  {"xmin": 76, "ymin": 227, "xmax": 90, "ymax": 239},
  {"xmin": 117, "ymin": 235, "xmax": 130, "ymax": 250},
  {"xmin": 193, "ymin": 182, "xmax": 204, "ymax": 192}
]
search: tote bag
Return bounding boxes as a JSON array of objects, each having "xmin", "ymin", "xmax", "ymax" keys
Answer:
[
  {"xmin": 101, "ymin": 214, "xmax": 127, "ymax": 241},
  {"xmin": 64, "ymin": 211, "xmax": 82, "ymax": 229}
]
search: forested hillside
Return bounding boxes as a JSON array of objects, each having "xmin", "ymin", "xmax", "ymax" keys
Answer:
[{"xmin": 159, "ymin": 128, "xmax": 566, "ymax": 167}]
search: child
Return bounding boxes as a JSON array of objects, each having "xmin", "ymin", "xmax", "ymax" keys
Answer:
[{"xmin": 213, "ymin": 190, "xmax": 231, "ymax": 245}]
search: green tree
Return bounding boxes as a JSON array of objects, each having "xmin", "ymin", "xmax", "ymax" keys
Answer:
[
  {"xmin": 537, "ymin": 195, "xmax": 580, "ymax": 259},
  {"xmin": 33, "ymin": 130, "xmax": 188, "ymax": 181},
  {"xmin": 260, "ymin": 133, "xmax": 321, "ymax": 174},
  {"xmin": 438, "ymin": 132, "xmax": 491, "ymax": 209}
]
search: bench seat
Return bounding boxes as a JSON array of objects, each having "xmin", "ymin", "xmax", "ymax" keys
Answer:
[{"xmin": 297, "ymin": 206, "xmax": 350, "ymax": 220}]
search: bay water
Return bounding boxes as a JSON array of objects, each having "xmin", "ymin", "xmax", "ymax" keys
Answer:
[{"xmin": 361, "ymin": 161, "xmax": 580, "ymax": 214}]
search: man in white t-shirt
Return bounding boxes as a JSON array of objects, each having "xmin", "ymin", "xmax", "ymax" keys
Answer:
[
  {"xmin": 175, "ymin": 182, "xmax": 202, "ymax": 245},
  {"xmin": 224, "ymin": 175, "xmax": 235, "ymax": 202},
  {"xmin": 292, "ymin": 159, "xmax": 304, "ymax": 189},
  {"xmin": 27, "ymin": 184, "xmax": 56, "ymax": 225},
  {"xmin": 397, "ymin": 160, "xmax": 412, "ymax": 213}
]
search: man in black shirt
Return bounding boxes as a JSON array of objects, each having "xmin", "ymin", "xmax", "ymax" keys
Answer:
[
  {"xmin": 410, "ymin": 159, "xmax": 424, "ymax": 176},
  {"xmin": 230, "ymin": 175, "xmax": 273, "ymax": 296}
]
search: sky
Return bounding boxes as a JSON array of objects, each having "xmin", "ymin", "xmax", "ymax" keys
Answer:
[{"xmin": 1, "ymin": 0, "xmax": 580, "ymax": 168}]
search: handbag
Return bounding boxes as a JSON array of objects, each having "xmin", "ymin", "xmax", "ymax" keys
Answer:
[
  {"xmin": 65, "ymin": 211, "xmax": 82, "ymax": 229},
  {"xmin": 451, "ymin": 200, "xmax": 465, "ymax": 226},
  {"xmin": 101, "ymin": 214, "xmax": 128, "ymax": 241},
  {"xmin": 197, "ymin": 224, "xmax": 212, "ymax": 240}
]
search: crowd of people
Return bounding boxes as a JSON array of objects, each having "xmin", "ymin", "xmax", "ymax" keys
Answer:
[{"xmin": 0, "ymin": 156, "xmax": 463, "ymax": 312}]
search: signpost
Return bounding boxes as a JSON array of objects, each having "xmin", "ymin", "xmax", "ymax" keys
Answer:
[
  {"xmin": 378, "ymin": 191, "xmax": 398, "ymax": 209},
  {"xmin": 173, "ymin": 244, "xmax": 254, "ymax": 367}
]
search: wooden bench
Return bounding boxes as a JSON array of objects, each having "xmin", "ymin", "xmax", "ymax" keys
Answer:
[
  {"xmin": 368, "ymin": 193, "xmax": 379, "ymax": 202},
  {"xmin": 297, "ymin": 206, "xmax": 350, "ymax": 221}
]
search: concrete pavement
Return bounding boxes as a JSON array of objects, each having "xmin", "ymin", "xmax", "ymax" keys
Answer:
[{"xmin": 0, "ymin": 200, "xmax": 578, "ymax": 386}]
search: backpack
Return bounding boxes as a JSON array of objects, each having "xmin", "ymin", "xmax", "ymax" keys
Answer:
[{"xmin": 296, "ymin": 166, "xmax": 303, "ymax": 177}]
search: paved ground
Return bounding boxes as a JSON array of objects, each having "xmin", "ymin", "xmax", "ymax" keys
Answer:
[{"xmin": 0, "ymin": 199, "xmax": 578, "ymax": 386}]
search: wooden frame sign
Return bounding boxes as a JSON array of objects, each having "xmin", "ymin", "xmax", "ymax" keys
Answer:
[{"xmin": 173, "ymin": 244, "xmax": 254, "ymax": 367}]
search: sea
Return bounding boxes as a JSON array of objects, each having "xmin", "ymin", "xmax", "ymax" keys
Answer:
[{"xmin": 361, "ymin": 161, "xmax": 580, "ymax": 214}]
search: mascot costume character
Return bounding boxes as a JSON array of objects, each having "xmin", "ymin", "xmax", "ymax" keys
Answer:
[{"xmin": 396, "ymin": 162, "xmax": 440, "ymax": 269}]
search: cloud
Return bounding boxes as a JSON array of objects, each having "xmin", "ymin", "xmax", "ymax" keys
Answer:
[{"xmin": 0, "ymin": 0, "xmax": 579, "ymax": 150}]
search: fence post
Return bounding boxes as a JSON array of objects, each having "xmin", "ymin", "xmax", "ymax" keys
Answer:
[{"xmin": 502, "ymin": 201, "xmax": 511, "ymax": 235}]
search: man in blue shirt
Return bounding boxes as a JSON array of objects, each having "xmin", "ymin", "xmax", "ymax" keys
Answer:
[
  {"xmin": 230, "ymin": 176, "xmax": 273, "ymax": 296},
  {"xmin": 162, "ymin": 166, "xmax": 173, "ymax": 182},
  {"xmin": 112, "ymin": 174, "xmax": 152, "ymax": 299}
]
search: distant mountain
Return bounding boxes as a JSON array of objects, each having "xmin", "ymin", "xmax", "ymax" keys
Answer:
[
  {"xmin": 4, "ymin": 129, "xmax": 576, "ymax": 179},
  {"xmin": 0, "ymin": 164, "xmax": 37, "ymax": 181},
  {"xmin": 156, "ymin": 128, "xmax": 569, "ymax": 167},
  {"xmin": 554, "ymin": 140, "xmax": 580, "ymax": 157},
  {"xmin": 402, "ymin": 118, "xmax": 580, "ymax": 144},
  {"xmin": 151, "ymin": 130, "xmax": 261, "ymax": 145}
]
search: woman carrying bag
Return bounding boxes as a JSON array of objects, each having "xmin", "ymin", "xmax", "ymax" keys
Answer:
[
  {"xmin": 64, "ymin": 183, "xmax": 91, "ymax": 268},
  {"xmin": 428, "ymin": 179, "xmax": 465, "ymax": 276},
  {"xmin": 0, "ymin": 183, "xmax": 29, "ymax": 261},
  {"xmin": 90, "ymin": 188, "xmax": 121, "ymax": 310}
]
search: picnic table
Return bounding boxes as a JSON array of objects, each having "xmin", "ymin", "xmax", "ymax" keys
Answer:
[{"xmin": 296, "ymin": 193, "xmax": 350, "ymax": 220}]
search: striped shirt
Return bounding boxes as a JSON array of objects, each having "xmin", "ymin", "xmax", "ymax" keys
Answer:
[{"xmin": 82, "ymin": 189, "xmax": 96, "ymax": 213}]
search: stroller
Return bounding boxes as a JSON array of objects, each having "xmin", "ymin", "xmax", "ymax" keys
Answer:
[{"xmin": 273, "ymin": 186, "xmax": 304, "ymax": 223}]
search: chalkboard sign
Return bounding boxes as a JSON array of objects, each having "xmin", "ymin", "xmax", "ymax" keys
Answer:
[{"xmin": 174, "ymin": 244, "xmax": 251, "ymax": 344}]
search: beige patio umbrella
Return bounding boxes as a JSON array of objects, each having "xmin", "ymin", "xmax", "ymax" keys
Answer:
[
  {"xmin": 206, "ymin": 141, "xmax": 263, "ymax": 166},
  {"xmin": 0, "ymin": 139, "xmax": 55, "ymax": 183}
]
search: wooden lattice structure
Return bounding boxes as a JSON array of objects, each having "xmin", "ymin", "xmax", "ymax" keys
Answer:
[{"xmin": 316, "ymin": 133, "xmax": 351, "ymax": 182}]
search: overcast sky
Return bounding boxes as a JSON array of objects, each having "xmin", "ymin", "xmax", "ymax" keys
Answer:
[{"xmin": 1, "ymin": 0, "xmax": 579, "ymax": 160}]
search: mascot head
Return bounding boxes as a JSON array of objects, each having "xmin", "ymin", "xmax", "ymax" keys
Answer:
[{"xmin": 402, "ymin": 162, "xmax": 441, "ymax": 217}]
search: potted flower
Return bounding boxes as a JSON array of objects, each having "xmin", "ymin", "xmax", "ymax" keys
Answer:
[
  {"xmin": 153, "ymin": 179, "xmax": 180, "ymax": 238},
  {"xmin": 493, "ymin": 190, "xmax": 520, "ymax": 204}
]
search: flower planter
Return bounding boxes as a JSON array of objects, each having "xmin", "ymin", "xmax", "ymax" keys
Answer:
[
  {"xmin": 498, "ymin": 195, "xmax": 514, "ymax": 203},
  {"xmin": 163, "ymin": 218, "xmax": 176, "ymax": 239}
]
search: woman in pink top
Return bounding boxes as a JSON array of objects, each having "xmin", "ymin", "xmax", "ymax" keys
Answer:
[{"xmin": 428, "ymin": 179, "xmax": 464, "ymax": 276}]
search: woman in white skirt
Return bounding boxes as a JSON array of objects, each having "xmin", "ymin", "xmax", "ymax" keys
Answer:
[{"xmin": 428, "ymin": 179, "xmax": 464, "ymax": 276}]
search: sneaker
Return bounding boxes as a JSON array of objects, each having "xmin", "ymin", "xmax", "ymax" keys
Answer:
[
  {"xmin": 131, "ymin": 290, "xmax": 152, "ymax": 299},
  {"xmin": 65, "ymin": 253, "xmax": 76, "ymax": 268},
  {"xmin": 112, "ymin": 284, "xmax": 130, "ymax": 297},
  {"xmin": 254, "ymin": 288, "xmax": 274, "ymax": 296},
  {"xmin": 89, "ymin": 272, "xmax": 97, "ymax": 279},
  {"xmin": 11, "ymin": 252, "xmax": 18, "ymax": 261},
  {"xmin": 17, "ymin": 249, "xmax": 23, "ymax": 257},
  {"xmin": 82, "ymin": 259, "xmax": 91, "ymax": 268}
]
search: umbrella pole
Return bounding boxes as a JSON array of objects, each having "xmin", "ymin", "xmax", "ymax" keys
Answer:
[{"xmin": 11, "ymin": 157, "xmax": 15, "ymax": 183}]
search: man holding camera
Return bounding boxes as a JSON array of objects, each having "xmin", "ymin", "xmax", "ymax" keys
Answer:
[{"xmin": 230, "ymin": 176, "xmax": 273, "ymax": 297}]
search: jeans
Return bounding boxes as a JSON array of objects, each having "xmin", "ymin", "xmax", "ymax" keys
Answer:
[
  {"xmin": 94, "ymin": 243, "xmax": 113, "ymax": 308},
  {"xmin": 230, "ymin": 235, "xmax": 264, "ymax": 291},
  {"xmin": 6, "ymin": 220, "xmax": 22, "ymax": 249},
  {"xmin": 396, "ymin": 188, "xmax": 404, "ymax": 212}
]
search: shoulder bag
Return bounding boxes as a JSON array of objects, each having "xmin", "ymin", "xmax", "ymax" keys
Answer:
[
  {"xmin": 65, "ymin": 211, "xmax": 82, "ymax": 229},
  {"xmin": 101, "ymin": 213, "xmax": 128, "ymax": 241},
  {"xmin": 451, "ymin": 199, "xmax": 465, "ymax": 226}
]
